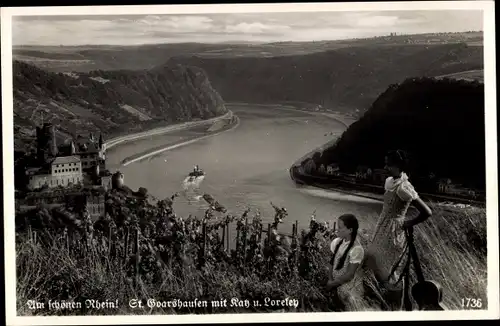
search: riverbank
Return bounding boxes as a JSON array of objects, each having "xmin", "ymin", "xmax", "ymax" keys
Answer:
[
  {"xmin": 105, "ymin": 110, "xmax": 234, "ymax": 151},
  {"xmin": 290, "ymin": 165, "xmax": 485, "ymax": 206},
  {"xmin": 120, "ymin": 113, "xmax": 240, "ymax": 166},
  {"xmin": 228, "ymin": 102, "xmax": 355, "ymax": 129},
  {"xmin": 281, "ymin": 103, "xmax": 485, "ymax": 206}
]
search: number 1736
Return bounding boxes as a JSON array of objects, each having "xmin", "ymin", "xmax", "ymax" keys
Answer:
[{"xmin": 461, "ymin": 298, "xmax": 483, "ymax": 309}]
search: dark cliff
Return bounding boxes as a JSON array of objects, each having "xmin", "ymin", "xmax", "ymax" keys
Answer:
[
  {"xmin": 320, "ymin": 77, "xmax": 485, "ymax": 191},
  {"xmin": 166, "ymin": 43, "xmax": 483, "ymax": 113}
]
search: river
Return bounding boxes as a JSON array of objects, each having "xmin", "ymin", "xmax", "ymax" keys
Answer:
[{"xmin": 106, "ymin": 104, "xmax": 384, "ymax": 236}]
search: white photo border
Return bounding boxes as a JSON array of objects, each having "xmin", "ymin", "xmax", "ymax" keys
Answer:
[{"xmin": 2, "ymin": 1, "xmax": 498, "ymax": 324}]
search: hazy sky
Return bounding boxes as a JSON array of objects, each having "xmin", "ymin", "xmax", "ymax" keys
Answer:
[{"xmin": 13, "ymin": 10, "xmax": 483, "ymax": 46}]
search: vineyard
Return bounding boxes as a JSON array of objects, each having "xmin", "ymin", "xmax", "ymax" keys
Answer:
[{"xmin": 15, "ymin": 187, "xmax": 487, "ymax": 315}]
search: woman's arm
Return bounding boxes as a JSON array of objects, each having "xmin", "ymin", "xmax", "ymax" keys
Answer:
[
  {"xmin": 403, "ymin": 197, "xmax": 432, "ymax": 229},
  {"xmin": 326, "ymin": 263, "xmax": 359, "ymax": 290}
]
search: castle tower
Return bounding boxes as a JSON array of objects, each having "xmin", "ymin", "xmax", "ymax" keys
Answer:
[
  {"xmin": 111, "ymin": 171, "xmax": 124, "ymax": 189},
  {"xmin": 70, "ymin": 140, "xmax": 76, "ymax": 155},
  {"xmin": 50, "ymin": 124, "xmax": 58, "ymax": 157},
  {"xmin": 36, "ymin": 126, "xmax": 43, "ymax": 163},
  {"xmin": 36, "ymin": 123, "xmax": 56, "ymax": 163},
  {"xmin": 94, "ymin": 163, "xmax": 100, "ymax": 178}
]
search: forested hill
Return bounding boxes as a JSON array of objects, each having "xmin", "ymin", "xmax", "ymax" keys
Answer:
[
  {"xmin": 13, "ymin": 60, "xmax": 226, "ymax": 151},
  {"xmin": 165, "ymin": 43, "xmax": 483, "ymax": 113},
  {"xmin": 320, "ymin": 77, "xmax": 485, "ymax": 191}
]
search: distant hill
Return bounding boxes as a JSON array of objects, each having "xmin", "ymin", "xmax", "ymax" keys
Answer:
[
  {"xmin": 13, "ymin": 43, "xmax": 234, "ymax": 72},
  {"xmin": 165, "ymin": 42, "xmax": 483, "ymax": 113},
  {"xmin": 13, "ymin": 31, "xmax": 483, "ymax": 72},
  {"xmin": 320, "ymin": 77, "xmax": 485, "ymax": 191},
  {"xmin": 13, "ymin": 60, "xmax": 226, "ymax": 151}
]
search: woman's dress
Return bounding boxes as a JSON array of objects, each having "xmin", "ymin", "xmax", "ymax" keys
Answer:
[{"xmin": 369, "ymin": 172, "xmax": 420, "ymax": 285}]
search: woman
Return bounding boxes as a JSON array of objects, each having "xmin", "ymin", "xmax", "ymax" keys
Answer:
[
  {"xmin": 366, "ymin": 150, "xmax": 432, "ymax": 295},
  {"xmin": 326, "ymin": 214, "xmax": 373, "ymax": 311}
]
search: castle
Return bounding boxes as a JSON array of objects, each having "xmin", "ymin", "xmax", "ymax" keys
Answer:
[
  {"xmin": 25, "ymin": 123, "xmax": 112, "ymax": 192},
  {"xmin": 20, "ymin": 123, "xmax": 115, "ymax": 221}
]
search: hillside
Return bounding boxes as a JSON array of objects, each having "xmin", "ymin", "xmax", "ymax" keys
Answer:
[
  {"xmin": 165, "ymin": 42, "xmax": 483, "ymax": 113},
  {"xmin": 15, "ymin": 181, "xmax": 487, "ymax": 313},
  {"xmin": 319, "ymin": 77, "xmax": 485, "ymax": 191},
  {"xmin": 13, "ymin": 61, "xmax": 227, "ymax": 151}
]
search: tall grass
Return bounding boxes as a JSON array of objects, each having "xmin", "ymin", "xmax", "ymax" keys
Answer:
[
  {"xmin": 409, "ymin": 202, "xmax": 487, "ymax": 309},
  {"xmin": 15, "ymin": 189, "xmax": 487, "ymax": 315}
]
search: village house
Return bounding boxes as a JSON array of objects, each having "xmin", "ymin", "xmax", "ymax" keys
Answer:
[
  {"xmin": 436, "ymin": 178, "xmax": 479, "ymax": 199},
  {"xmin": 355, "ymin": 165, "xmax": 372, "ymax": 180},
  {"xmin": 326, "ymin": 164, "xmax": 340, "ymax": 176},
  {"xmin": 371, "ymin": 168, "xmax": 389, "ymax": 184},
  {"xmin": 437, "ymin": 178, "xmax": 453, "ymax": 193}
]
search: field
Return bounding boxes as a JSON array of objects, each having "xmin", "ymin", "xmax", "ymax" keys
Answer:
[
  {"xmin": 16, "ymin": 187, "xmax": 487, "ymax": 315},
  {"xmin": 13, "ymin": 32, "xmax": 483, "ymax": 72}
]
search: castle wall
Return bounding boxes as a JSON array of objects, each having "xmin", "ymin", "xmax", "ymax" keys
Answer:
[
  {"xmin": 86, "ymin": 194, "xmax": 106, "ymax": 221},
  {"xmin": 28, "ymin": 174, "xmax": 52, "ymax": 190},
  {"xmin": 23, "ymin": 191, "xmax": 105, "ymax": 221},
  {"xmin": 51, "ymin": 174, "xmax": 83, "ymax": 187},
  {"xmin": 101, "ymin": 176, "xmax": 112, "ymax": 190},
  {"xmin": 28, "ymin": 174, "xmax": 84, "ymax": 190},
  {"xmin": 77, "ymin": 152, "xmax": 106, "ymax": 173}
]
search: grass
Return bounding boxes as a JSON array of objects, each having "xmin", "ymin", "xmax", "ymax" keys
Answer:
[
  {"xmin": 15, "ymin": 190, "xmax": 487, "ymax": 315},
  {"xmin": 405, "ymin": 202, "xmax": 487, "ymax": 309}
]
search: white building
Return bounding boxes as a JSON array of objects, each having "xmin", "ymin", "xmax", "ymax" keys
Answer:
[
  {"xmin": 28, "ymin": 156, "xmax": 83, "ymax": 190},
  {"xmin": 51, "ymin": 156, "xmax": 83, "ymax": 187}
]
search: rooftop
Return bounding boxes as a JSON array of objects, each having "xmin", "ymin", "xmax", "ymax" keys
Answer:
[
  {"xmin": 51, "ymin": 156, "xmax": 81, "ymax": 165},
  {"xmin": 86, "ymin": 142, "xmax": 98, "ymax": 153}
]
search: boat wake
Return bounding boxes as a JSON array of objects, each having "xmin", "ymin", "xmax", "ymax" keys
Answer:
[
  {"xmin": 181, "ymin": 166, "xmax": 207, "ymax": 203},
  {"xmin": 182, "ymin": 175, "xmax": 206, "ymax": 190}
]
